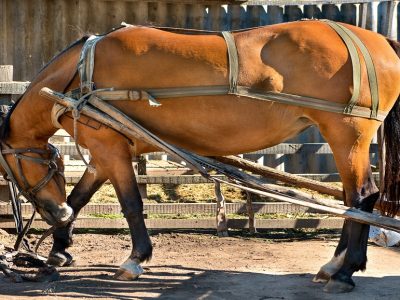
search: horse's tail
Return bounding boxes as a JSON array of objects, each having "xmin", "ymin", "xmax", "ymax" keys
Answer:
[{"xmin": 380, "ymin": 38, "xmax": 400, "ymax": 216}]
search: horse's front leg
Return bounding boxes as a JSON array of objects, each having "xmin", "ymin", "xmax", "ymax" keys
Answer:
[
  {"xmin": 48, "ymin": 161, "xmax": 107, "ymax": 266},
  {"xmin": 87, "ymin": 140, "xmax": 152, "ymax": 280}
]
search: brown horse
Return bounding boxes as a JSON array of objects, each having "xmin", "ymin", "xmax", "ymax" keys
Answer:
[{"xmin": 1, "ymin": 20, "xmax": 400, "ymax": 293}]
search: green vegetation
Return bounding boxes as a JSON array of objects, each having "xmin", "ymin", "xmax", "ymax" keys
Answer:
[{"xmin": 88, "ymin": 213, "xmax": 123, "ymax": 219}]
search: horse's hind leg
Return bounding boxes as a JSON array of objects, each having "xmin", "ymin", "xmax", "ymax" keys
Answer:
[
  {"xmin": 312, "ymin": 117, "xmax": 380, "ymax": 293},
  {"xmin": 48, "ymin": 161, "xmax": 107, "ymax": 266}
]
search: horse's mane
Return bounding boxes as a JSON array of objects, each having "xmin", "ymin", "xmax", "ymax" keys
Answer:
[{"xmin": 0, "ymin": 36, "xmax": 90, "ymax": 140}]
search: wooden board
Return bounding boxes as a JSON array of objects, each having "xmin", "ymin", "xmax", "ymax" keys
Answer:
[
  {"xmin": 0, "ymin": 217, "xmax": 344, "ymax": 230},
  {"xmin": 0, "ymin": 202, "xmax": 320, "ymax": 216},
  {"xmin": 0, "ymin": 81, "xmax": 30, "ymax": 94},
  {"xmin": 51, "ymin": 143, "xmax": 378, "ymax": 156}
]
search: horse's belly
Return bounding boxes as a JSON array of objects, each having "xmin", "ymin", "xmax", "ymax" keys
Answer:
[{"xmin": 113, "ymin": 95, "xmax": 312, "ymax": 156}]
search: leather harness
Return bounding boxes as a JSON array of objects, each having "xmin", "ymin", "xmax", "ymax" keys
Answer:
[
  {"xmin": 0, "ymin": 143, "xmax": 64, "ymax": 206},
  {"xmin": 52, "ymin": 20, "xmax": 386, "ymax": 131}
]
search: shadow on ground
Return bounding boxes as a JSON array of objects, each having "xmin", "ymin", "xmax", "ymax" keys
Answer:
[{"xmin": 0, "ymin": 264, "xmax": 398, "ymax": 300}]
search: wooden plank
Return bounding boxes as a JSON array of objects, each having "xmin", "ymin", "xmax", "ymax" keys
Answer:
[
  {"xmin": 0, "ymin": 217, "xmax": 344, "ymax": 230},
  {"xmin": 0, "ymin": 81, "xmax": 30, "ymax": 94},
  {"xmin": 232, "ymin": 1, "xmax": 378, "ymax": 4},
  {"xmin": 51, "ymin": 142, "xmax": 379, "ymax": 156},
  {"xmin": 61, "ymin": 172, "xmax": 379, "ymax": 184},
  {"xmin": 0, "ymin": 65, "xmax": 13, "ymax": 82},
  {"xmin": 0, "ymin": 202, "xmax": 320, "ymax": 216},
  {"xmin": 0, "ymin": 172, "xmax": 378, "ymax": 188}
]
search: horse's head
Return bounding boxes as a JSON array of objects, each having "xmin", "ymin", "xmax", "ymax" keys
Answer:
[
  {"xmin": 0, "ymin": 104, "xmax": 72, "ymax": 225},
  {"xmin": 1, "ymin": 142, "xmax": 72, "ymax": 226}
]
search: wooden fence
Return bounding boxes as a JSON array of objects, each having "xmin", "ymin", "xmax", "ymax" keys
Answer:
[
  {"xmin": 0, "ymin": 0, "xmax": 397, "ymax": 81},
  {"xmin": 1, "ymin": 0, "xmax": 396, "ymax": 174}
]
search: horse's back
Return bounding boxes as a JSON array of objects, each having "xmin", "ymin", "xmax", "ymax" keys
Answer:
[
  {"xmin": 235, "ymin": 21, "xmax": 400, "ymax": 112},
  {"xmin": 87, "ymin": 21, "xmax": 400, "ymax": 155}
]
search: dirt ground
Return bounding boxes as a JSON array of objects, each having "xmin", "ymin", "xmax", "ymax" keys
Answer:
[{"xmin": 0, "ymin": 230, "xmax": 399, "ymax": 300}]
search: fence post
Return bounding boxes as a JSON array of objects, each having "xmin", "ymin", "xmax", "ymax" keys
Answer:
[
  {"xmin": 0, "ymin": 65, "xmax": 13, "ymax": 202},
  {"xmin": 0, "ymin": 65, "xmax": 13, "ymax": 105},
  {"xmin": 215, "ymin": 181, "xmax": 228, "ymax": 237},
  {"xmin": 134, "ymin": 155, "xmax": 147, "ymax": 201},
  {"xmin": 246, "ymin": 191, "xmax": 256, "ymax": 234}
]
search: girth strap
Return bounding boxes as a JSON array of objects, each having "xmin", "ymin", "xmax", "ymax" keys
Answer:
[{"xmin": 221, "ymin": 31, "xmax": 239, "ymax": 93}]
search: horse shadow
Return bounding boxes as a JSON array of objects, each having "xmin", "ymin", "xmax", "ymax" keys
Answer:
[{"xmin": 0, "ymin": 264, "xmax": 399, "ymax": 300}]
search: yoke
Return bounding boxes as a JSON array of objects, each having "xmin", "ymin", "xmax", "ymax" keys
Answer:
[{"xmin": 52, "ymin": 19, "xmax": 387, "ymax": 128}]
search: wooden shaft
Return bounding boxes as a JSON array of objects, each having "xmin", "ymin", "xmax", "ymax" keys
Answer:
[
  {"xmin": 214, "ymin": 155, "xmax": 343, "ymax": 199},
  {"xmin": 40, "ymin": 88, "xmax": 206, "ymax": 174}
]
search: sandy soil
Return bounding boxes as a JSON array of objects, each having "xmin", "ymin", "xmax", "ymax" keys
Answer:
[{"xmin": 0, "ymin": 230, "xmax": 399, "ymax": 300}]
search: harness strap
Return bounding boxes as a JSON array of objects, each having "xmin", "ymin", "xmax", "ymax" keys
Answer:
[
  {"xmin": 322, "ymin": 20, "xmax": 362, "ymax": 115},
  {"xmin": 221, "ymin": 31, "xmax": 239, "ymax": 93},
  {"xmin": 54, "ymin": 21, "xmax": 386, "ymax": 132},
  {"xmin": 78, "ymin": 35, "xmax": 104, "ymax": 95},
  {"xmin": 336, "ymin": 22, "xmax": 379, "ymax": 118},
  {"xmin": 91, "ymin": 86, "xmax": 387, "ymax": 122},
  {"xmin": 0, "ymin": 144, "xmax": 64, "ymax": 201},
  {"xmin": 323, "ymin": 20, "xmax": 380, "ymax": 118}
]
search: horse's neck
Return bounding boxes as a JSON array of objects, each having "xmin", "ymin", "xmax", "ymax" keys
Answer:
[
  {"xmin": 6, "ymin": 39, "xmax": 83, "ymax": 148},
  {"xmin": 7, "ymin": 94, "xmax": 56, "ymax": 147}
]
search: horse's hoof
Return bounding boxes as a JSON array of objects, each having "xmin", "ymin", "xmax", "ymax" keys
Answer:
[
  {"xmin": 217, "ymin": 231, "xmax": 229, "ymax": 237},
  {"xmin": 113, "ymin": 258, "xmax": 143, "ymax": 281},
  {"xmin": 323, "ymin": 278, "xmax": 355, "ymax": 293},
  {"xmin": 47, "ymin": 251, "xmax": 73, "ymax": 267},
  {"xmin": 312, "ymin": 270, "xmax": 331, "ymax": 283},
  {"xmin": 113, "ymin": 268, "xmax": 141, "ymax": 281}
]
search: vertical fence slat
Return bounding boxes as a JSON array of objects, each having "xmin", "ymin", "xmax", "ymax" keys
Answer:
[
  {"xmin": 359, "ymin": 3, "xmax": 368, "ymax": 28},
  {"xmin": 0, "ymin": 1, "xmax": 7, "ymax": 65},
  {"xmin": 286, "ymin": 5, "xmax": 303, "ymax": 22},
  {"xmin": 133, "ymin": 1, "xmax": 149, "ymax": 26},
  {"xmin": 268, "ymin": 5, "xmax": 284, "ymax": 25},
  {"xmin": 168, "ymin": 3, "xmax": 186, "ymax": 28},
  {"xmin": 229, "ymin": 5, "xmax": 245, "ymax": 30},
  {"xmin": 322, "ymin": 4, "xmax": 341, "ymax": 21},
  {"xmin": 341, "ymin": 3, "xmax": 357, "ymax": 25},
  {"xmin": 188, "ymin": 4, "xmax": 206, "ymax": 29},
  {"xmin": 155, "ymin": 1, "xmax": 168, "ymax": 26},
  {"xmin": 208, "ymin": 5, "xmax": 222, "ymax": 31},
  {"xmin": 304, "ymin": 4, "xmax": 322, "ymax": 19}
]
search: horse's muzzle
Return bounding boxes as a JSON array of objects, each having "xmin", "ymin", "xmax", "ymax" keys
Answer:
[{"xmin": 38, "ymin": 203, "xmax": 74, "ymax": 226}]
